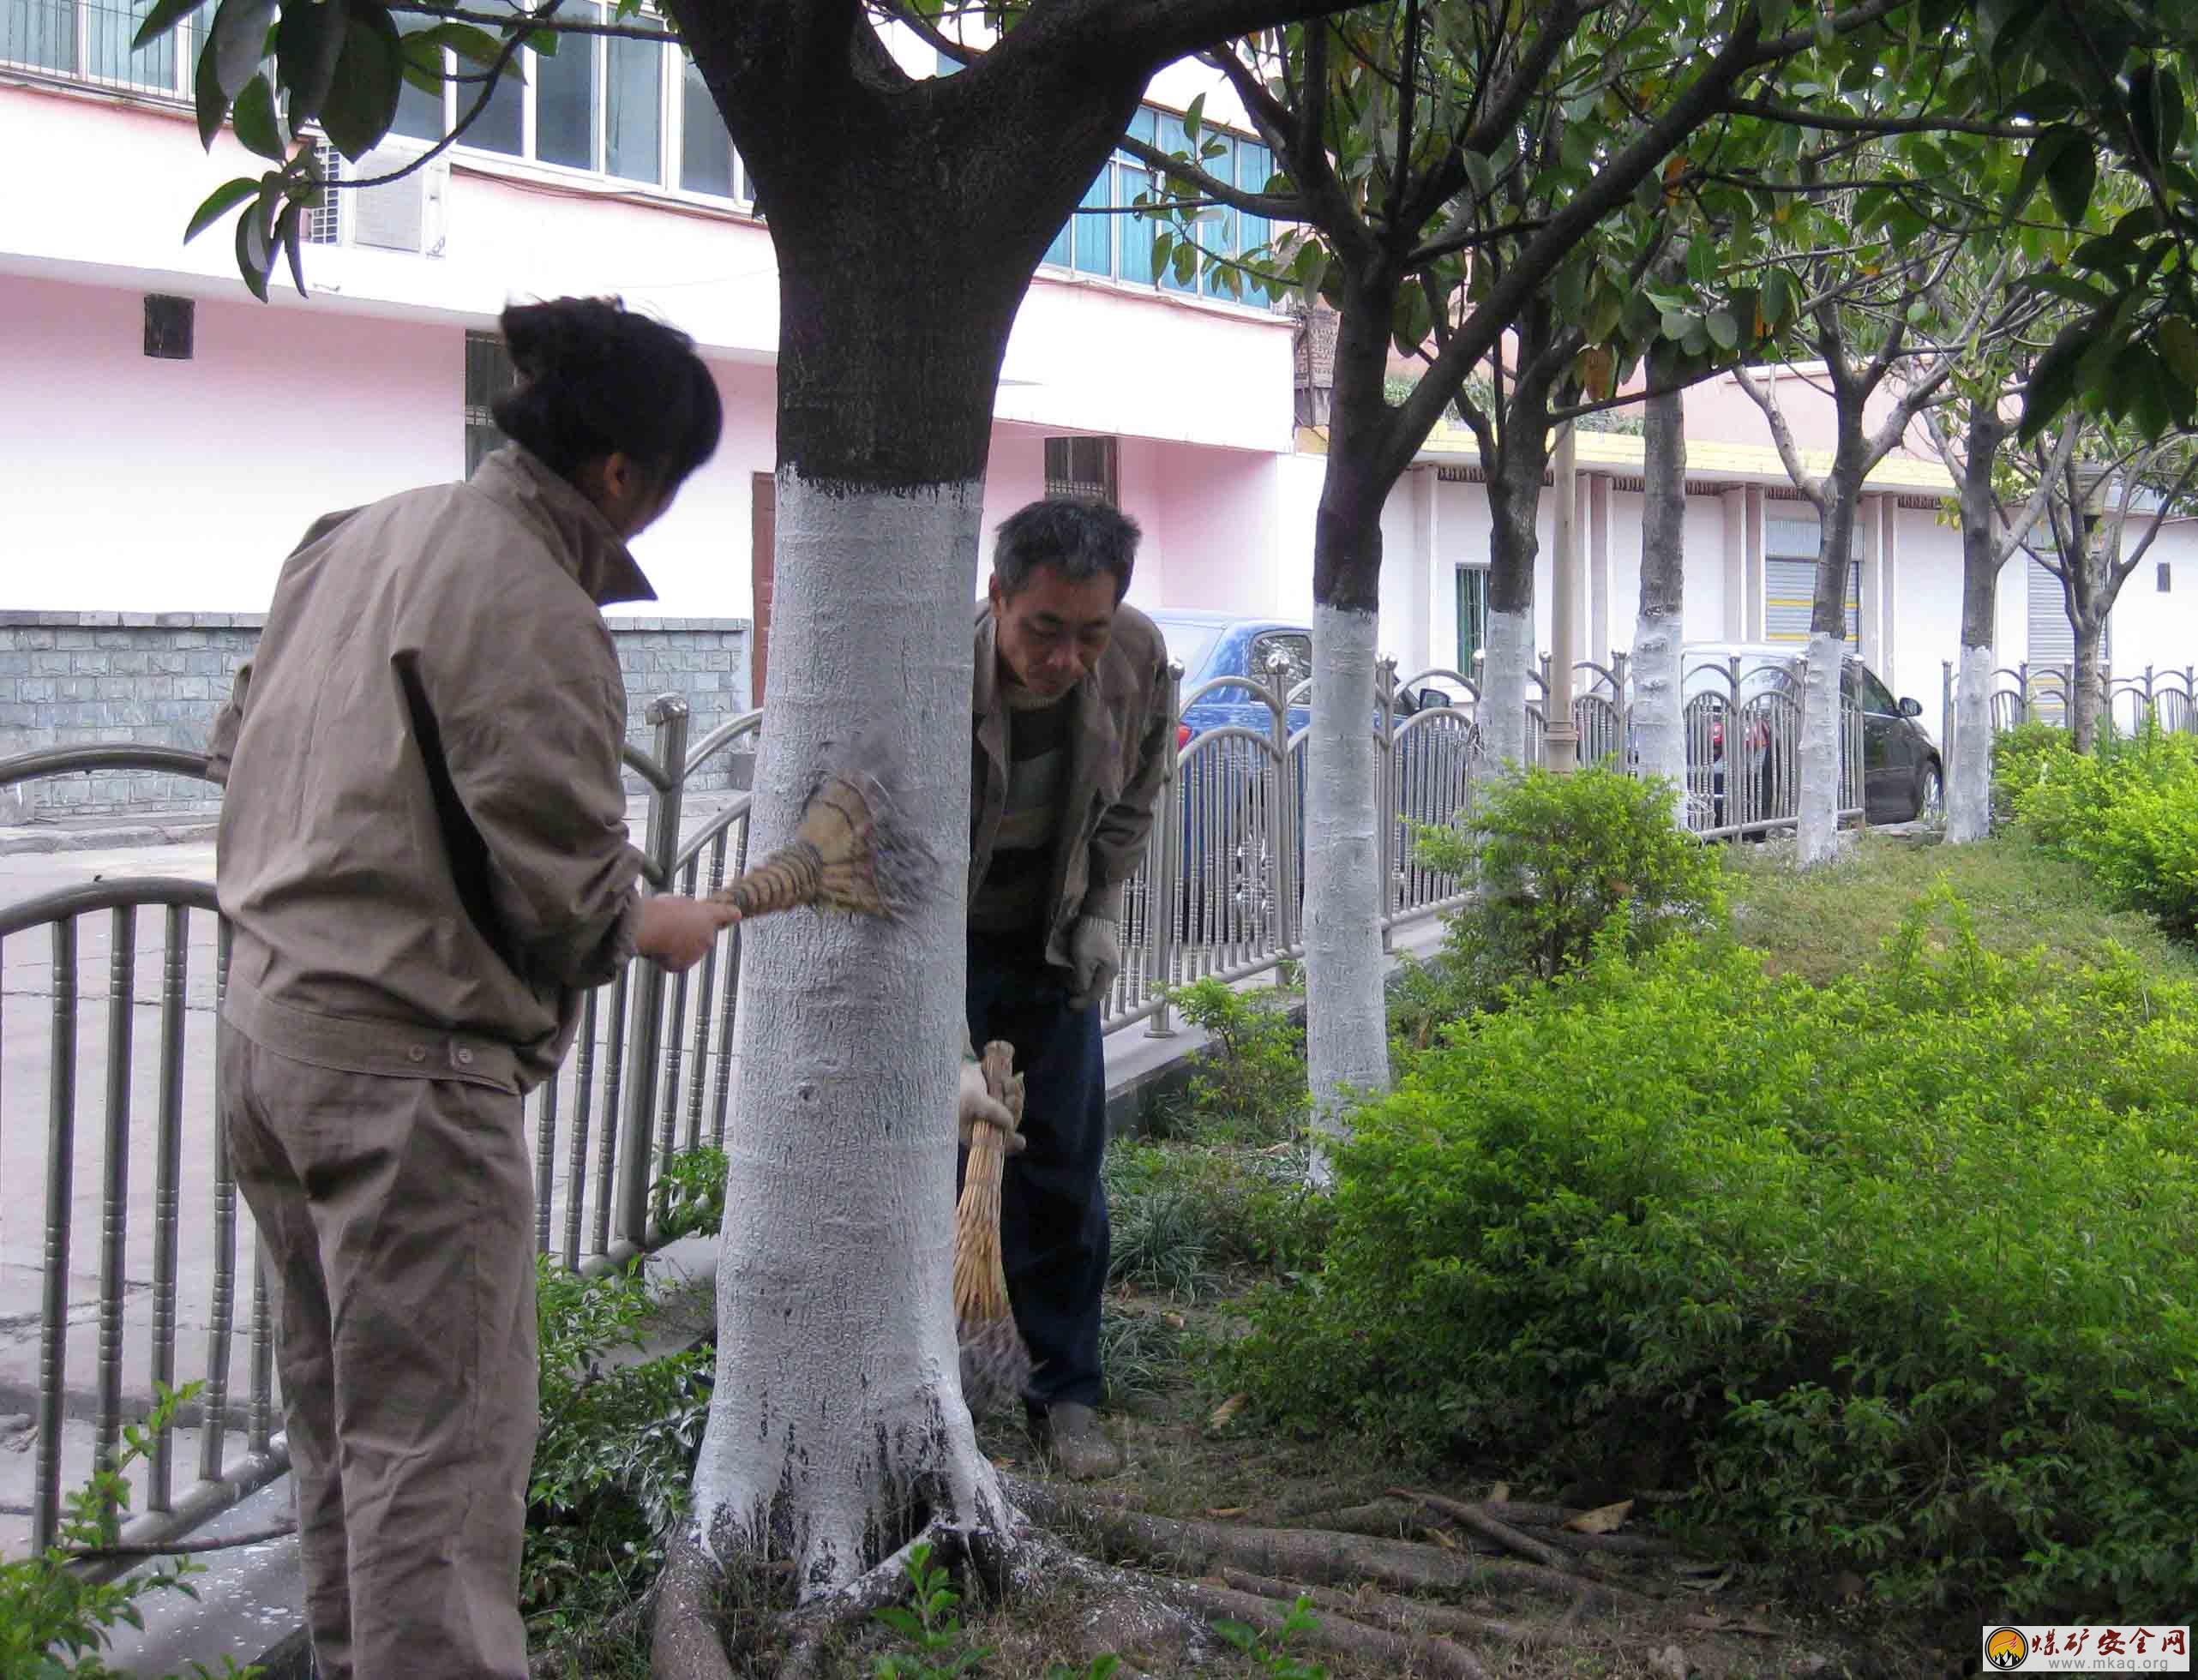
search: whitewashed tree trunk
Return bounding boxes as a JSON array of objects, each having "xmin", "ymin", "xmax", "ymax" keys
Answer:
[
  {"xmin": 1480, "ymin": 606, "xmax": 1535, "ymax": 771},
  {"xmin": 1304, "ymin": 603, "xmax": 1387, "ymax": 1190},
  {"xmin": 1798, "ymin": 631, "xmax": 1845, "ymax": 867},
  {"xmin": 1949, "ymin": 640, "xmax": 1995, "ymax": 843},
  {"xmin": 689, "ymin": 475, "xmax": 1006, "ymax": 1593},
  {"xmin": 1631, "ymin": 613, "xmax": 1686, "ymax": 792},
  {"xmin": 1632, "ymin": 381, "xmax": 1687, "ymax": 800}
]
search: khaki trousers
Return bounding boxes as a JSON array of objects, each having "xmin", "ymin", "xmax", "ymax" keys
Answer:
[{"xmin": 220, "ymin": 1023, "xmax": 538, "ymax": 1680}]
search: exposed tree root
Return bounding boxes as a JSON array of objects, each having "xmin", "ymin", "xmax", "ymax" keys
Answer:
[
  {"xmin": 1396, "ymin": 1489, "xmax": 1661, "ymax": 1601},
  {"xmin": 1168, "ymin": 1579, "xmax": 1493, "ymax": 1679},
  {"xmin": 652, "ymin": 1473, "xmax": 1688, "ymax": 1677},
  {"xmin": 1006, "ymin": 1473, "xmax": 1629, "ymax": 1608},
  {"xmin": 652, "ymin": 1530, "xmax": 739, "ymax": 1680},
  {"xmin": 1218, "ymin": 1568, "xmax": 1577, "ymax": 1649}
]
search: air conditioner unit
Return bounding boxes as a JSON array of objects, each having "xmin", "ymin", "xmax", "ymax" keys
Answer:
[{"xmin": 307, "ymin": 141, "xmax": 449, "ymax": 256}]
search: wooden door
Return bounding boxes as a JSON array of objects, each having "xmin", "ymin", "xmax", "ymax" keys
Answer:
[{"xmin": 751, "ymin": 472, "xmax": 776, "ymax": 710}]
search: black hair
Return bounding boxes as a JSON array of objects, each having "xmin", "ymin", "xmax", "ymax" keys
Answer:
[
  {"xmin": 490, "ymin": 297, "xmax": 723, "ymax": 492},
  {"xmin": 992, "ymin": 497, "xmax": 1143, "ymax": 604}
]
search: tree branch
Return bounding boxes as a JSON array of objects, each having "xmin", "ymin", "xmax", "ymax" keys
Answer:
[
  {"xmin": 1381, "ymin": 0, "xmax": 1422, "ymax": 235},
  {"xmin": 1014, "ymin": 0, "xmax": 1354, "ymax": 79},
  {"xmin": 1117, "ymin": 135, "xmax": 1307, "ymax": 219},
  {"xmin": 2118, "ymin": 447, "xmax": 2198, "ymax": 577},
  {"xmin": 1721, "ymin": 97, "xmax": 2039, "ymax": 140},
  {"xmin": 1382, "ymin": 0, "xmax": 1913, "ymax": 484},
  {"xmin": 1734, "ymin": 362, "xmax": 1830, "ymax": 511}
]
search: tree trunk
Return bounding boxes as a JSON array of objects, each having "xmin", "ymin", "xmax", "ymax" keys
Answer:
[
  {"xmin": 1301, "ymin": 279, "xmax": 1396, "ymax": 1188},
  {"xmin": 1630, "ymin": 384, "xmax": 1687, "ymax": 801},
  {"xmin": 684, "ymin": 159, "xmax": 1058, "ymax": 1596},
  {"xmin": 1947, "ymin": 414, "xmax": 2006, "ymax": 844},
  {"xmin": 1798, "ymin": 465, "xmax": 1861, "ymax": 867},
  {"xmin": 2072, "ymin": 609, "xmax": 2108, "ymax": 752},
  {"xmin": 1480, "ymin": 442, "xmax": 1548, "ymax": 771}
]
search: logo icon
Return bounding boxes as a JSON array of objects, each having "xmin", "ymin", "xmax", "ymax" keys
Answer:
[{"xmin": 1986, "ymin": 1629, "xmax": 2031, "ymax": 1671}]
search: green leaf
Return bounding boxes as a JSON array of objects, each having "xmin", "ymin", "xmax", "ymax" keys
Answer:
[
  {"xmin": 277, "ymin": 0, "xmax": 349, "ymax": 125},
  {"xmin": 132, "ymin": 0, "xmax": 206, "ymax": 50},
  {"xmin": 183, "ymin": 175, "xmax": 259, "ymax": 243},
  {"xmin": 1757, "ymin": 0, "xmax": 1794, "ymax": 33},
  {"xmin": 2019, "ymin": 316, "xmax": 2091, "ymax": 443},
  {"xmin": 320, "ymin": 7, "xmax": 405, "ymax": 162},
  {"xmin": 2156, "ymin": 318, "xmax": 2198, "ymax": 390},
  {"xmin": 1763, "ymin": 267, "xmax": 1793, "ymax": 327},
  {"xmin": 208, "ymin": 0, "xmax": 277, "ymax": 100},
  {"xmin": 279, "ymin": 200, "xmax": 308, "ymax": 299},
  {"xmin": 1707, "ymin": 309, "xmax": 1740, "ymax": 352},
  {"xmin": 416, "ymin": 20, "xmax": 504, "ymax": 67},
  {"xmin": 1182, "ymin": 92, "xmax": 1206, "ymax": 143},
  {"xmin": 2006, "ymin": 126, "xmax": 2071, "ymax": 219},
  {"xmin": 2044, "ymin": 135, "xmax": 2096, "ymax": 227},
  {"xmin": 195, "ymin": 33, "xmax": 230, "ymax": 148},
  {"xmin": 231, "ymin": 73, "xmax": 285, "ymax": 160},
  {"xmin": 1686, "ymin": 237, "xmax": 1716, "ymax": 286},
  {"xmin": 235, "ymin": 198, "xmax": 273, "ymax": 302},
  {"xmin": 525, "ymin": 27, "xmax": 557, "ymax": 55}
]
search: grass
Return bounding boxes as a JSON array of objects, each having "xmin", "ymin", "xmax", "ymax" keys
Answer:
[{"xmin": 1722, "ymin": 828, "xmax": 2198, "ymax": 986}]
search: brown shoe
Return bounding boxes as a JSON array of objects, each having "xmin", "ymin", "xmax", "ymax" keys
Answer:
[{"xmin": 1035, "ymin": 1401, "xmax": 1123, "ymax": 1480}]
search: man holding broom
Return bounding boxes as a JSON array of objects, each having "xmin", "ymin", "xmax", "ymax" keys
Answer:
[{"xmin": 962, "ymin": 497, "xmax": 1174, "ymax": 1479}]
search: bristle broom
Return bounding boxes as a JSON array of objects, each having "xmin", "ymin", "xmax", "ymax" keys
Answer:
[
  {"xmin": 708, "ymin": 732, "xmax": 933, "ymax": 922},
  {"xmin": 956, "ymin": 1041, "xmax": 1033, "ymax": 1416}
]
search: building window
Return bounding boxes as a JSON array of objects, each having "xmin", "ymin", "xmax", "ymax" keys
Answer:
[
  {"xmin": 465, "ymin": 331, "xmax": 518, "ymax": 478},
  {"xmin": 2160, "ymin": 562, "xmax": 2173, "ymax": 593},
  {"xmin": 1763, "ymin": 512, "xmax": 1860, "ymax": 646},
  {"xmin": 3, "ymin": 0, "xmax": 189, "ymax": 97},
  {"xmin": 1042, "ymin": 104, "xmax": 1272, "ymax": 303},
  {"xmin": 1044, "ymin": 437, "xmax": 1119, "ymax": 503},
  {"xmin": 1456, "ymin": 566, "xmax": 1489, "ymax": 671},
  {"xmin": 394, "ymin": 12, "xmax": 747, "ymax": 201}
]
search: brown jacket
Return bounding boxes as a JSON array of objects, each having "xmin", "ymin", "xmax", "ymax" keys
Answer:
[
  {"xmin": 970, "ymin": 602, "xmax": 1174, "ymax": 969},
  {"xmin": 209, "ymin": 446, "xmax": 652, "ymax": 1095}
]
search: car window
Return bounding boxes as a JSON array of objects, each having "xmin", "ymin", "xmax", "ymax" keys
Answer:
[
  {"xmin": 1147, "ymin": 620, "xmax": 1222, "ymax": 684},
  {"xmin": 1249, "ymin": 632, "xmax": 1313, "ymax": 693},
  {"xmin": 1859, "ymin": 668, "xmax": 1899, "ymax": 714}
]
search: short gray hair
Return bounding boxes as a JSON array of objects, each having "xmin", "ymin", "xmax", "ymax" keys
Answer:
[{"xmin": 992, "ymin": 498, "xmax": 1142, "ymax": 603}]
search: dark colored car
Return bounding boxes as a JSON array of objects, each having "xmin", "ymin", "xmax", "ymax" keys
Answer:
[{"xmin": 1645, "ymin": 643, "xmax": 1943, "ymax": 827}]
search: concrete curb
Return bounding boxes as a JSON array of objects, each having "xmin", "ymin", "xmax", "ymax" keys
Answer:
[{"xmin": 0, "ymin": 819, "xmax": 220, "ymax": 855}]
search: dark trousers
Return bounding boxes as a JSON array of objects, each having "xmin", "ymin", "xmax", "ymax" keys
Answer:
[{"xmin": 964, "ymin": 931, "xmax": 1110, "ymax": 1410}]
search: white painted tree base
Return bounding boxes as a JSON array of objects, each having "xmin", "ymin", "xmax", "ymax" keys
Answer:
[
  {"xmin": 688, "ymin": 473, "xmax": 1006, "ymax": 1595},
  {"xmin": 1948, "ymin": 640, "xmax": 1994, "ymax": 844},
  {"xmin": 1630, "ymin": 609, "xmax": 1686, "ymax": 800},
  {"xmin": 1798, "ymin": 632, "xmax": 1844, "ymax": 868},
  {"xmin": 1303, "ymin": 603, "xmax": 1389, "ymax": 1190},
  {"xmin": 1480, "ymin": 606, "xmax": 1534, "ymax": 772}
]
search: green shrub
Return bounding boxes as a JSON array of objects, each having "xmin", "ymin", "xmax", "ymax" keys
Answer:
[
  {"xmin": 1156, "ymin": 978, "xmax": 1306, "ymax": 1143},
  {"xmin": 1416, "ymin": 765, "xmax": 1725, "ymax": 995},
  {"xmin": 1990, "ymin": 720, "xmax": 2075, "ymax": 829},
  {"xmin": 650, "ymin": 1145, "xmax": 729, "ymax": 1241},
  {"xmin": 525, "ymin": 1258, "xmax": 713, "ymax": 1641},
  {"xmin": 1224, "ymin": 896, "xmax": 2198, "ymax": 1616},
  {"xmin": 0, "ymin": 1386, "xmax": 257, "ymax": 1680},
  {"xmin": 2016, "ymin": 725, "xmax": 2198, "ymax": 936}
]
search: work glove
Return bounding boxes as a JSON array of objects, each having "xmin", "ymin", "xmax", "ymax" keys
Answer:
[
  {"xmin": 1066, "ymin": 914, "xmax": 1121, "ymax": 1011},
  {"xmin": 958, "ymin": 1057, "xmax": 1023, "ymax": 1152}
]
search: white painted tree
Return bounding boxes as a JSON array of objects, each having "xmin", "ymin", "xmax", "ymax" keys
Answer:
[
  {"xmin": 1733, "ymin": 255, "xmax": 1971, "ymax": 863},
  {"xmin": 1120, "ymin": 0, "xmax": 1931, "ymax": 1174},
  {"xmin": 1632, "ymin": 373, "xmax": 1690, "ymax": 795}
]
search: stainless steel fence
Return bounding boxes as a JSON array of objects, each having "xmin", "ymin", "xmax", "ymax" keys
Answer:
[
  {"xmin": 0, "ymin": 651, "xmax": 1869, "ymax": 1557},
  {"xmin": 1947, "ymin": 659, "xmax": 2198, "ymax": 741}
]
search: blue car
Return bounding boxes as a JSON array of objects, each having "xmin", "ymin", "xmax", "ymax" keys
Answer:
[{"xmin": 1145, "ymin": 609, "xmax": 1313, "ymax": 745}]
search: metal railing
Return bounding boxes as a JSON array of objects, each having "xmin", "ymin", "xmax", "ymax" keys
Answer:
[
  {"xmin": 1948, "ymin": 659, "xmax": 2198, "ymax": 741},
  {"xmin": 0, "ymin": 652, "xmax": 1870, "ymax": 1557}
]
